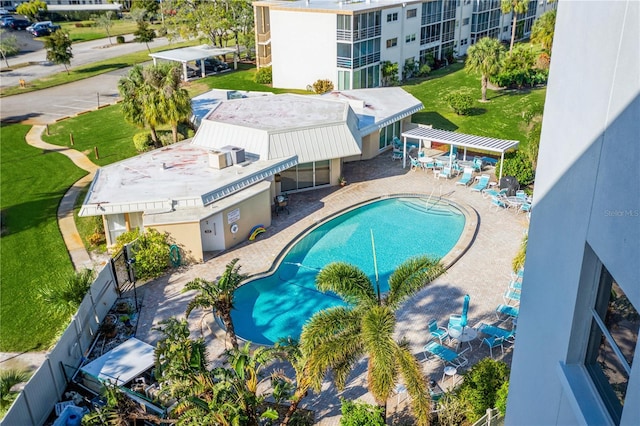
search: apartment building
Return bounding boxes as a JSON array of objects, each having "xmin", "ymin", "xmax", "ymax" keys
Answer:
[
  {"xmin": 253, "ymin": 0, "xmax": 555, "ymax": 90},
  {"xmin": 506, "ymin": 0, "xmax": 639, "ymax": 424}
]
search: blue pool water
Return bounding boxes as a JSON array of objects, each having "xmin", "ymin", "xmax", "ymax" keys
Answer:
[{"xmin": 231, "ymin": 197, "xmax": 466, "ymax": 345}]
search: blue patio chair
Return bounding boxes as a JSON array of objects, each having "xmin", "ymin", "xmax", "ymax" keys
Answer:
[
  {"xmin": 476, "ymin": 322, "xmax": 516, "ymax": 344},
  {"xmin": 496, "ymin": 304, "xmax": 519, "ymax": 321},
  {"xmin": 422, "ymin": 341, "xmax": 469, "ymax": 368},
  {"xmin": 455, "ymin": 167, "xmax": 473, "ymax": 186},
  {"xmin": 491, "ymin": 195, "xmax": 508, "ymax": 211},
  {"xmin": 438, "ymin": 167, "xmax": 452, "ymax": 179},
  {"xmin": 472, "ymin": 157, "xmax": 483, "ymax": 172},
  {"xmin": 448, "ymin": 314, "xmax": 463, "ymax": 330},
  {"xmin": 409, "ymin": 156, "xmax": 421, "ymax": 171},
  {"xmin": 515, "ymin": 190, "xmax": 527, "ymax": 201},
  {"xmin": 519, "ymin": 203, "xmax": 532, "ymax": 214},
  {"xmin": 470, "ymin": 175, "xmax": 490, "ymax": 192},
  {"xmin": 503, "ymin": 289, "xmax": 521, "ymax": 305},
  {"xmin": 511, "ymin": 268, "xmax": 524, "ymax": 281},
  {"xmin": 509, "ymin": 279, "xmax": 522, "ymax": 291},
  {"xmin": 391, "ymin": 149, "xmax": 403, "ymax": 161},
  {"xmin": 481, "ymin": 187, "xmax": 507, "ymax": 199},
  {"xmin": 428, "ymin": 319, "xmax": 449, "ymax": 345},
  {"xmin": 481, "ymin": 336, "xmax": 505, "ymax": 359}
]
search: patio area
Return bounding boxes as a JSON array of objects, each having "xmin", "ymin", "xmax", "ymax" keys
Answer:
[{"xmin": 133, "ymin": 151, "xmax": 528, "ymax": 424}]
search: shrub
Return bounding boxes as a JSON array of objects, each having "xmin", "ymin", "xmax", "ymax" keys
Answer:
[
  {"xmin": 495, "ymin": 381, "xmax": 509, "ymax": 416},
  {"xmin": 177, "ymin": 122, "xmax": 194, "ymax": 139},
  {"xmin": 38, "ymin": 269, "xmax": 95, "ymax": 318},
  {"xmin": 88, "ymin": 232, "xmax": 106, "ymax": 246},
  {"xmin": 129, "ymin": 228, "xmax": 171, "ymax": 280},
  {"xmin": 112, "ymin": 228, "xmax": 141, "ymax": 254},
  {"xmin": 434, "ymin": 393, "xmax": 467, "ymax": 426},
  {"xmin": 116, "ymin": 35, "xmax": 125, "ymax": 44},
  {"xmin": 133, "ymin": 131, "xmax": 154, "ymax": 152},
  {"xmin": 417, "ymin": 63, "xmax": 431, "ymax": 77},
  {"xmin": 158, "ymin": 131, "xmax": 173, "ymax": 147},
  {"xmin": 444, "ymin": 91, "xmax": 474, "ymax": 115},
  {"xmin": 457, "ymin": 358, "xmax": 510, "ymax": 422},
  {"xmin": 254, "ymin": 66, "xmax": 272, "ymax": 84},
  {"xmin": 312, "ymin": 79, "xmax": 334, "ymax": 94},
  {"xmin": 339, "ymin": 399, "xmax": 385, "ymax": 426},
  {"xmin": 495, "ymin": 151, "xmax": 535, "ymax": 186}
]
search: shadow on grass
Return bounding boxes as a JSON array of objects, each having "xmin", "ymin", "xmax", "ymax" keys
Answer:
[
  {"xmin": 412, "ymin": 111, "xmax": 458, "ymax": 131},
  {"xmin": 1, "ymin": 112, "xmax": 43, "ymax": 124},
  {"xmin": 77, "ymin": 62, "xmax": 128, "ymax": 74},
  {"xmin": 466, "ymin": 107, "xmax": 487, "ymax": 116}
]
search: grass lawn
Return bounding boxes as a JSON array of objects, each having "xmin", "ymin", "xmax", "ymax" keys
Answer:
[
  {"xmin": 59, "ymin": 20, "xmax": 156, "ymax": 43},
  {"xmin": 0, "ymin": 124, "xmax": 86, "ymax": 352},
  {"xmin": 403, "ymin": 62, "xmax": 547, "ymax": 148},
  {"xmin": 42, "ymin": 105, "xmax": 140, "ymax": 167},
  {"xmin": 0, "ymin": 40, "xmax": 199, "ymax": 97}
]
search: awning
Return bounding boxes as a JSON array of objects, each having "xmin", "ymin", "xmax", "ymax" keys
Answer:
[{"xmin": 400, "ymin": 126, "xmax": 519, "ymax": 180}]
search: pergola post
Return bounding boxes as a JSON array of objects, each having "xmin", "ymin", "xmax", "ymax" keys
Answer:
[
  {"xmin": 152, "ymin": 58, "xmax": 157, "ymax": 66},
  {"xmin": 499, "ymin": 152, "xmax": 505, "ymax": 180},
  {"xmin": 449, "ymin": 144, "xmax": 454, "ymax": 169},
  {"xmin": 402, "ymin": 137, "xmax": 408, "ymax": 168},
  {"xmin": 182, "ymin": 62, "xmax": 188, "ymax": 82}
]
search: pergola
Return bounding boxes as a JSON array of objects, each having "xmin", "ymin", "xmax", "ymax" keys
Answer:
[
  {"xmin": 149, "ymin": 45, "xmax": 237, "ymax": 81},
  {"xmin": 400, "ymin": 126, "xmax": 519, "ymax": 180}
]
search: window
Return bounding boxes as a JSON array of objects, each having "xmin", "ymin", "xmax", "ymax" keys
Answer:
[
  {"xmin": 585, "ymin": 267, "xmax": 639, "ymax": 425},
  {"xmin": 386, "ymin": 38, "xmax": 398, "ymax": 48},
  {"xmin": 503, "ymin": 26, "xmax": 509, "ymax": 32},
  {"xmin": 406, "ymin": 8, "xmax": 417, "ymax": 18},
  {"xmin": 386, "ymin": 12, "xmax": 398, "ymax": 22},
  {"xmin": 463, "ymin": 17, "xmax": 470, "ymax": 25},
  {"xmin": 405, "ymin": 34, "xmax": 416, "ymax": 43},
  {"xmin": 460, "ymin": 38, "xmax": 468, "ymax": 46}
]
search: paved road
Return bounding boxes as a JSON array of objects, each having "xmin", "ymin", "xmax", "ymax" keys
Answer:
[{"xmin": 0, "ymin": 33, "xmax": 180, "ymax": 123}]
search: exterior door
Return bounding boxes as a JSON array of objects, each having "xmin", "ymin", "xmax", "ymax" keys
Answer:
[{"xmin": 200, "ymin": 213, "xmax": 225, "ymax": 252}]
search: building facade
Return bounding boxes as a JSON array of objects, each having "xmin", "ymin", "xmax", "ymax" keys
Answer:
[
  {"xmin": 506, "ymin": 1, "xmax": 639, "ymax": 424},
  {"xmin": 253, "ymin": 0, "xmax": 556, "ymax": 90}
]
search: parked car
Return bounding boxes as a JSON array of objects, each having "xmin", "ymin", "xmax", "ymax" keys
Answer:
[
  {"xmin": 194, "ymin": 58, "xmax": 230, "ymax": 74},
  {"xmin": 8, "ymin": 19, "xmax": 30, "ymax": 30},
  {"xmin": 0, "ymin": 15, "xmax": 15, "ymax": 27},
  {"xmin": 27, "ymin": 21, "xmax": 60, "ymax": 35},
  {"xmin": 30, "ymin": 26, "xmax": 51, "ymax": 37}
]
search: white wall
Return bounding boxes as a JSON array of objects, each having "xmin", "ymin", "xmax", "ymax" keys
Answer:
[
  {"xmin": 506, "ymin": 1, "xmax": 639, "ymax": 425},
  {"xmin": 270, "ymin": 10, "xmax": 337, "ymax": 90}
]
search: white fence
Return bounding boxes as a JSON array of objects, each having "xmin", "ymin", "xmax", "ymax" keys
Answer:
[{"xmin": 1, "ymin": 264, "xmax": 119, "ymax": 426}]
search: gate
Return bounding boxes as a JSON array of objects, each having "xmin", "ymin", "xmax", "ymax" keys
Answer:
[{"xmin": 110, "ymin": 244, "xmax": 138, "ymax": 309}]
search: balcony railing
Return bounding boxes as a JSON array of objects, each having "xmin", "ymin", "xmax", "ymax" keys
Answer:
[{"xmin": 257, "ymin": 31, "xmax": 271, "ymax": 44}]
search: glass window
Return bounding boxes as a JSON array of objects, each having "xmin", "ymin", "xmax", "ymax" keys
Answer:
[
  {"xmin": 315, "ymin": 160, "xmax": 330, "ymax": 186},
  {"xmin": 108, "ymin": 213, "xmax": 127, "ymax": 244},
  {"xmin": 406, "ymin": 8, "xmax": 417, "ymax": 18},
  {"xmin": 386, "ymin": 38, "xmax": 398, "ymax": 48},
  {"xmin": 387, "ymin": 12, "xmax": 398, "ymax": 22},
  {"xmin": 463, "ymin": 17, "xmax": 470, "ymax": 25},
  {"xmin": 585, "ymin": 267, "xmax": 639, "ymax": 425}
]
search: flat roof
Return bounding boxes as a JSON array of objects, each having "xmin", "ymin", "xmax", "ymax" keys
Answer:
[
  {"xmin": 80, "ymin": 338, "xmax": 154, "ymax": 386},
  {"xmin": 401, "ymin": 127, "xmax": 519, "ymax": 154},
  {"xmin": 149, "ymin": 45, "xmax": 237, "ymax": 63},
  {"xmin": 253, "ymin": 0, "xmax": 420, "ymax": 13}
]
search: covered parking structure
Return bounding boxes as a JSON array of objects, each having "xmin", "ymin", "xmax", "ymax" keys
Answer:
[
  {"xmin": 400, "ymin": 126, "xmax": 519, "ymax": 180},
  {"xmin": 149, "ymin": 45, "xmax": 237, "ymax": 81}
]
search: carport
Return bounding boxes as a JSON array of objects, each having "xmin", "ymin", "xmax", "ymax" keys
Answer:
[
  {"xmin": 400, "ymin": 126, "xmax": 519, "ymax": 180},
  {"xmin": 149, "ymin": 45, "xmax": 237, "ymax": 81}
]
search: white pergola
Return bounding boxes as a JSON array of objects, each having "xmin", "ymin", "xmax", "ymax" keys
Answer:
[
  {"xmin": 400, "ymin": 126, "xmax": 519, "ymax": 180},
  {"xmin": 149, "ymin": 45, "xmax": 237, "ymax": 81}
]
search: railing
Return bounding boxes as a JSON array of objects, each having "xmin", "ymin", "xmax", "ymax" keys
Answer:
[
  {"xmin": 257, "ymin": 54, "xmax": 272, "ymax": 67},
  {"xmin": 256, "ymin": 31, "xmax": 270, "ymax": 44},
  {"xmin": 472, "ymin": 408, "xmax": 503, "ymax": 426}
]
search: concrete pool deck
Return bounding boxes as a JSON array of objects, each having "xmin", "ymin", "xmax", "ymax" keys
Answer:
[{"xmin": 134, "ymin": 152, "xmax": 528, "ymax": 424}]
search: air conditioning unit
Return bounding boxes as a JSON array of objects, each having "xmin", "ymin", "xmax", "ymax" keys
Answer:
[
  {"xmin": 208, "ymin": 151, "xmax": 228, "ymax": 169},
  {"xmin": 230, "ymin": 147, "xmax": 245, "ymax": 164}
]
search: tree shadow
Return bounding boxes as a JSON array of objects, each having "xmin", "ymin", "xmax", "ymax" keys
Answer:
[
  {"xmin": 412, "ymin": 111, "xmax": 458, "ymax": 131},
  {"xmin": 1, "ymin": 112, "xmax": 43, "ymax": 124},
  {"xmin": 466, "ymin": 107, "xmax": 487, "ymax": 116},
  {"xmin": 77, "ymin": 63, "xmax": 127, "ymax": 74}
]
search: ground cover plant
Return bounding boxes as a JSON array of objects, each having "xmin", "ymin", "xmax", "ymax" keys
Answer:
[{"xmin": 0, "ymin": 124, "xmax": 86, "ymax": 351}]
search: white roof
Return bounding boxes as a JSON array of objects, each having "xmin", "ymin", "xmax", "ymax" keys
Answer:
[
  {"xmin": 191, "ymin": 89, "xmax": 274, "ymax": 127},
  {"xmin": 149, "ymin": 45, "xmax": 237, "ymax": 63},
  {"xmin": 253, "ymin": 0, "xmax": 417, "ymax": 13},
  {"xmin": 401, "ymin": 127, "xmax": 519, "ymax": 154},
  {"xmin": 48, "ymin": 3, "xmax": 122, "ymax": 11},
  {"xmin": 79, "ymin": 141, "xmax": 297, "ymax": 217},
  {"xmin": 192, "ymin": 94, "xmax": 363, "ymax": 163},
  {"xmin": 80, "ymin": 338, "xmax": 154, "ymax": 386}
]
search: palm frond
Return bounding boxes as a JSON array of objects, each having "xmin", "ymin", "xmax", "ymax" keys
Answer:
[
  {"xmin": 395, "ymin": 347, "xmax": 431, "ymax": 426},
  {"xmin": 361, "ymin": 306, "xmax": 397, "ymax": 403},
  {"xmin": 300, "ymin": 306, "xmax": 360, "ymax": 354},
  {"xmin": 316, "ymin": 262, "xmax": 377, "ymax": 305},
  {"xmin": 386, "ymin": 256, "xmax": 445, "ymax": 309}
]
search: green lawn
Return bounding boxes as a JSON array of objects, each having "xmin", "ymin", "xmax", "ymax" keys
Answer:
[
  {"xmin": 60, "ymin": 20, "xmax": 151, "ymax": 43},
  {"xmin": 403, "ymin": 62, "xmax": 547, "ymax": 147},
  {"xmin": 0, "ymin": 124, "xmax": 86, "ymax": 351}
]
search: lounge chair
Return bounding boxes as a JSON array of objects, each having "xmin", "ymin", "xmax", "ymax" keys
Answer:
[
  {"xmin": 391, "ymin": 149, "xmax": 403, "ymax": 161},
  {"xmin": 481, "ymin": 336, "xmax": 505, "ymax": 359},
  {"xmin": 409, "ymin": 156, "xmax": 421, "ymax": 171},
  {"xmin": 503, "ymin": 289, "xmax": 521, "ymax": 305},
  {"xmin": 519, "ymin": 203, "xmax": 532, "ymax": 214},
  {"xmin": 481, "ymin": 187, "xmax": 507, "ymax": 199},
  {"xmin": 428, "ymin": 319, "xmax": 449, "ymax": 345},
  {"xmin": 496, "ymin": 304, "xmax": 519, "ymax": 321},
  {"xmin": 509, "ymin": 279, "xmax": 522, "ymax": 291},
  {"xmin": 491, "ymin": 195, "xmax": 508, "ymax": 211},
  {"xmin": 437, "ymin": 166, "xmax": 452, "ymax": 179},
  {"xmin": 476, "ymin": 323, "xmax": 516, "ymax": 343},
  {"xmin": 422, "ymin": 341, "xmax": 469, "ymax": 368},
  {"xmin": 470, "ymin": 175, "xmax": 490, "ymax": 192},
  {"xmin": 455, "ymin": 167, "xmax": 473, "ymax": 186}
]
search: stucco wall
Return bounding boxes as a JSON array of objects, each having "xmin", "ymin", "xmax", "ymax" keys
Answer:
[
  {"xmin": 149, "ymin": 221, "xmax": 202, "ymax": 263},
  {"xmin": 506, "ymin": 1, "xmax": 639, "ymax": 425},
  {"xmin": 222, "ymin": 187, "xmax": 272, "ymax": 248}
]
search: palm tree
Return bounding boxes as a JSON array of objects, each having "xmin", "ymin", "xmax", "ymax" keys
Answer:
[
  {"xmin": 300, "ymin": 256, "xmax": 446, "ymax": 425},
  {"xmin": 531, "ymin": 9, "xmax": 557, "ymax": 54},
  {"xmin": 118, "ymin": 65, "xmax": 161, "ymax": 146},
  {"xmin": 38, "ymin": 268, "xmax": 95, "ymax": 319},
  {"xmin": 271, "ymin": 338, "xmax": 313, "ymax": 425},
  {"xmin": 501, "ymin": 0, "xmax": 529, "ymax": 53},
  {"xmin": 465, "ymin": 37, "xmax": 505, "ymax": 102},
  {"xmin": 183, "ymin": 258, "xmax": 247, "ymax": 350},
  {"xmin": 0, "ymin": 368, "xmax": 30, "ymax": 414},
  {"xmin": 153, "ymin": 64, "xmax": 192, "ymax": 143}
]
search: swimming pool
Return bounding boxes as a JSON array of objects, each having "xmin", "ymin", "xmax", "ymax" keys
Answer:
[{"xmin": 231, "ymin": 196, "xmax": 466, "ymax": 345}]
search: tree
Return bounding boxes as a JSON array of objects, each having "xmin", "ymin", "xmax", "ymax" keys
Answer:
[
  {"xmin": 0, "ymin": 368, "xmax": 30, "ymax": 414},
  {"xmin": 531, "ymin": 9, "xmax": 557, "ymax": 54},
  {"xmin": 96, "ymin": 11, "xmax": 114, "ymax": 45},
  {"xmin": 501, "ymin": 0, "xmax": 529, "ymax": 53},
  {"xmin": 380, "ymin": 60, "xmax": 399, "ymax": 86},
  {"xmin": 300, "ymin": 256, "xmax": 446, "ymax": 425},
  {"xmin": 134, "ymin": 20, "xmax": 155, "ymax": 51},
  {"xmin": 44, "ymin": 30, "xmax": 73, "ymax": 74},
  {"xmin": 16, "ymin": 0, "xmax": 46, "ymax": 21},
  {"xmin": 271, "ymin": 338, "xmax": 313, "ymax": 425},
  {"xmin": 132, "ymin": 0, "xmax": 159, "ymax": 18},
  {"xmin": 0, "ymin": 30, "xmax": 18, "ymax": 68},
  {"xmin": 457, "ymin": 358, "xmax": 510, "ymax": 422},
  {"xmin": 465, "ymin": 37, "xmax": 504, "ymax": 102},
  {"xmin": 145, "ymin": 64, "xmax": 191, "ymax": 143},
  {"xmin": 38, "ymin": 269, "xmax": 94, "ymax": 319},
  {"xmin": 183, "ymin": 258, "xmax": 247, "ymax": 350}
]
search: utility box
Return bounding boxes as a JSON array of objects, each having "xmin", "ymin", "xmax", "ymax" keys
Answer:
[
  {"xmin": 208, "ymin": 151, "xmax": 228, "ymax": 169},
  {"xmin": 230, "ymin": 147, "xmax": 245, "ymax": 164}
]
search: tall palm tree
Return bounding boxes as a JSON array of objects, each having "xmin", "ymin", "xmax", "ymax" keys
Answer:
[
  {"xmin": 271, "ymin": 338, "xmax": 313, "ymax": 425},
  {"xmin": 300, "ymin": 256, "xmax": 446, "ymax": 425},
  {"xmin": 465, "ymin": 37, "xmax": 505, "ymax": 102},
  {"xmin": 154, "ymin": 64, "xmax": 192, "ymax": 143},
  {"xmin": 183, "ymin": 258, "xmax": 247, "ymax": 350},
  {"xmin": 531, "ymin": 9, "xmax": 557, "ymax": 54},
  {"xmin": 118, "ymin": 65, "xmax": 160, "ymax": 145},
  {"xmin": 501, "ymin": 0, "xmax": 529, "ymax": 53}
]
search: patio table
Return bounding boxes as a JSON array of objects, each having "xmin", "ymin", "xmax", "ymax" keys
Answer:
[{"xmin": 448, "ymin": 326, "xmax": 478, "ymax": 352}]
